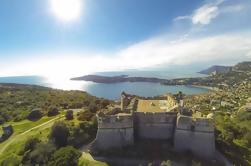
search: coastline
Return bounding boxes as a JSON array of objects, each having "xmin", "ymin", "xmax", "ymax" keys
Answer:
[{"xmin": 190, "ymin": 85, "xmax": 219, "ymax": 91}]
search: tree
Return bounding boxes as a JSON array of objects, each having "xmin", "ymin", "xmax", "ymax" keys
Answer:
[
  {"xmin": 65, "ymin": 110, "xmax": 73, "ymax": 120},
  {"xmin": 0, "ymin": 115, "xmax": 5, "ymax": 125},
  {"xmin": 22, "ymin": 142, "xmax": 56, "ymax": 165},
  {"xmin": 23, "ymin": 138, "xmax": 40, "ymax": 152},
  {"xmin": 49, "ymin": 122, "xmax": 70, "ymax": 148},
  {"xmin": 79, "ymin": 121, "xmax": 97, "ymax": 136},
  {"xmin": 47, "ymin": 107, "xmax": 59, "ymax": 117},
  {"xmin": 88, "ymin": 104, "xmax": 98, "ymax": 113},
  {"xmin": 48, "ymin": 146, "xmax": 81, "ymax": 166},
  {"xmin": 27, "ymin": 108, "xmax": 42, "ymax": 121},
  {"xmin": 100, "ymin": 99, "xmax": 110, "ymax": 109},
  {"xmin": 77, "ymin": 111, "xmax": 94, "ymax": 121}
]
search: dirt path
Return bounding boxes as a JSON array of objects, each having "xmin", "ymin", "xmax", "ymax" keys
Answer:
[
  {"xmin": 0, "ymin": 116, "xmax": 63, "ymax": 154},
  {"xmin": 20, "ymin": 116, "xmax": 63, "ymax": 136}
]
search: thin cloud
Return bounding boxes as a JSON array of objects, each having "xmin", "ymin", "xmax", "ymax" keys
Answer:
[
  {"xmin": 174, "ymin": 0, "xmax": 246, "ymax": 25},
  {"xmin": 173, "ymin": 15, "xmax": 191, "ymax": 21},
  {"xmin": 192, "ymin": 5, "xmax": 219, "ymax": 25}
]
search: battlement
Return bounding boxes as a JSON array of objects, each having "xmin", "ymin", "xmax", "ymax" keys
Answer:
[
  {"xmin": 176, "ymin": 115, "xmax": 214, "ymax": 132},
  {"xmin": 97, "ymin": 113, "xmax": 133, "ymax": 129}
]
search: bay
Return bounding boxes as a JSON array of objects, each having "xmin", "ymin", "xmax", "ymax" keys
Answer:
[{"xmin": 0, "ymin": 71, "xmax": 208, "ymax": 100}]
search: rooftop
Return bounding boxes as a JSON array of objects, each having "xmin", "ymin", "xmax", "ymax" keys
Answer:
[{"xmin": 137, "ymin": 99, "xmax": 171, "ymax": 112}]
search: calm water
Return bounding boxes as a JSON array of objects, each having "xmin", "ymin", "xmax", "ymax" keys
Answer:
[{"xmin": 0, "ymin": 72, "xmax": 208, "ymax": 100}]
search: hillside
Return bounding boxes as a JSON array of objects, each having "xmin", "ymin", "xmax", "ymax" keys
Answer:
[
  {"xmin": 0, "ymin": 61, "xmax": 250, "ymax": 165},
  {"xmin": 0, "ymin": 83, "xmax": 110, "ymax": 124},
  {"xmin": 185, "ymin": 62, "xmax": 251, "ymax": 165},
  {"xmin": 0, "ymin": 84, "xmax": 111, "ymax": 166},
  {"xmin": 233, "ymin": 61, "xmax": 251, "ymax": 72},
  {"xmin": 198, "ymin": 65, "xmax": 231, "ymax": 75}
]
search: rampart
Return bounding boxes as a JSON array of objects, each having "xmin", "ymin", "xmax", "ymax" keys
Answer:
[
  {"xmin": 93, "ymin": 92, "xmax": 215, "ymax": 160},
  {"xmin": 93, "ymin": 113, "xmax": 134, "ymax": 150},
  {"xmin": 135, "ymin": 112, "xmax": 177, "ymax": 140},
  {"xmin": 174, "ymin": 115, "xmax": 215, "ymax": 158}
]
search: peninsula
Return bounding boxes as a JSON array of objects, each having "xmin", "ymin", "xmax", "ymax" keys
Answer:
[
  {"xmin": 71, "ymin": 75, "xmax": 168, "ymax": 83},
  {"xmin": 71, "ymin": 62, "xmax": 251, "ymax": 88}
]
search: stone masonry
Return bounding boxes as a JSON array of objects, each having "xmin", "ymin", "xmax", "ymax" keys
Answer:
[{"xmin": 92, "ymin": 92, "xmax": 215, "ymax": 159}]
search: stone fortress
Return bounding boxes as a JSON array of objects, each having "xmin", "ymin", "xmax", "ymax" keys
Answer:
[{"xmin": 93, "ymin": 92, "xmax": 215, "ymax": 159}]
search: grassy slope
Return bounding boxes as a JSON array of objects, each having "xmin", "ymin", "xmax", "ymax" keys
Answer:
[
  {"xmin": 0, "ymin": 111, "xmax": 108, "ymax": 166},
  {"xmin": 0, "ymin": 113, "xmax": 64, "ymax": 162}
]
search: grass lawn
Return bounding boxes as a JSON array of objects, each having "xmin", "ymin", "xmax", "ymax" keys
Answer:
[
  {"xmin": 79, "ymin": 153, "xmax": 108, "ymax": 166},
  {"xmin": 0, "ymin": 112, "xmax": 64, "ymax": 162},
  {"xmin": 0, "ymin": 109, "xmax": 107, "ymax": 165}
]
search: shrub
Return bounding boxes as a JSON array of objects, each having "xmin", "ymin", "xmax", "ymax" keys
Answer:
[
  {"xmin": 0, "ymin": 115, "xmax": 5, "ymax": 125},
  {"xmin": 48, "ymin": 146, "xmax": 81, "ymax": 166},
  {"xmin": 79, "ymin": 121, "xmax": 97, "ymax": 136},
  {"xmin": 88, "ymin": 104, "xmax": 98, "ymax": 113},
  {"xmin": 77, "ymin": 111, "xmax": 94, "ymax": 121},
  {"xmin": 23, "ymin": 138, "xmax": 40, "ymax": 152},
  {"xmin": 49, "ymin": 121, "xmax": 70, "ymax": 148},
  {"xmin": 100, "ymin": 99, "xmax": 110, "ymax": 109},
  {"xmin": 22, "ymin": 142, "xmax": 56, "ymax": 165},
  {"xmin": 47, "ymin": 107, "xmax": 59, "ymax": 117},
  {"xmin": 27, "ymin": 108, "xmax": 42, "ymax": 121},
  {"xmin": 65, "ymin": 110, "xmax": 74, "ymax": 120}
]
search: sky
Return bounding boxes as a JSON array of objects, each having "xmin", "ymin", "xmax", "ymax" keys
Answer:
[{"xmin": 0, "ymin": 0, "xmax": 251, "ymax": 78}]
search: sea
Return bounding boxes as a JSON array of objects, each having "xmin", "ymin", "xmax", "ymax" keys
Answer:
[{"xmin": 0, "ymin": 70, "xmax": 208, "ymax": 100}]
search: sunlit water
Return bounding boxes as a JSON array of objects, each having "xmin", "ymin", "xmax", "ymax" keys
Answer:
[{"xmin": 0, "ymin": 72, "xmax": 208, "ymax": 100}]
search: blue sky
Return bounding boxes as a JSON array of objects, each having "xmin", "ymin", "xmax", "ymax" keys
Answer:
[{"xmin": 0, "ymin": 0, "xmax": 251, "ymax": 78}]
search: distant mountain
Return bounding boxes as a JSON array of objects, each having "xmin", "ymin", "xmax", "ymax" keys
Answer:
[
  {"xmin": 198, "ymin": 65, "xmax": 232, "ymax": 75},
  {"xmin": 233, "ymin": 61, "xmax": 251, "ymax": 72}
]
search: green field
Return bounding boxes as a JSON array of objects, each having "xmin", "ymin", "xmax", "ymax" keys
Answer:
[
  {"xmin": 0, "ymin": 113, "xmax": 64, "ymax": 162},
  {"xmin": 0, "ymin": 110, "xmax": 108, "ymax": 166}
]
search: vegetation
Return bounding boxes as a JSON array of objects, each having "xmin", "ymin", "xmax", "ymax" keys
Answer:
[
  {"xmin": 0, "ymin": 84, "xmax": 111, "ymax": 124},
  {"xmin": 215, "ymin": 111, "xmax": 251, "ymax": 165},
  {"xmin": 0, "ymin": 115, "xmax": 63, "ymax": 165},
  {"xmin": 0, "ymin": 118, "xmax": 103, "ymax": 165},
  {"xmin": 48, "ymin": 146, "xmax": 81, "ymax": 166},
  {"xmin": 0, "ymin": 84, "xmax": 111, "ymax": 165},
  {"xmin": 27, "ymin": 108, "xmax": 43, "ymax": 121},
  {"xmin": 0, "ymin": 62, "xmax": 250, "ymax": 165},
  {"xmin": 65, "ymin": 109, "xmax": 74, "ymax": 120},
  {"xmin": 78, "ymin": 155, "xmax": 109, "ymax": 166},
  {"xmin": 49, "ymin": 121, "xmax": 70, "ymax": 148},
  {"xmin": 47, "ymin": 107, "xmax": 59, "ymax": 117},
  {"xmin": 184, "ymin": 62, "xmax": 251, "ymax": 165}
]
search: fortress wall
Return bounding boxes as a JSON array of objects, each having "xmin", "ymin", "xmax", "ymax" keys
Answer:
[
  {"xmin": 98, "ymin": 114, "xmax": 133, "ymax": 129},
  {"xmin": 174, "ymin": 115, "xmax": 215, "ymax": 158},
  {"xmin": 94, "ymin": 128, "xmax": 134, "ymax": 150},
  {"xmin": 135, "ymin": 112, "xmax": 177, "ymax": 139},
  {"xmin": 94, "ymin": 114, "xmax": 134, "ymax": 150},
  {"xmin": 174, "ymin": 129, "xmax": 215, "ymax": 158}
]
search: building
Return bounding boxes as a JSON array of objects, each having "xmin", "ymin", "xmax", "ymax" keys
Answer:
[{"xmin": 92, "ymin": 92, "xmax": 215, "ymax": 159}]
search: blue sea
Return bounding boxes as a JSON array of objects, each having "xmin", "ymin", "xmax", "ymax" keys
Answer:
[{"xmin": 0, "ymin": 71, "xmax": 208, "ymax": 100}]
